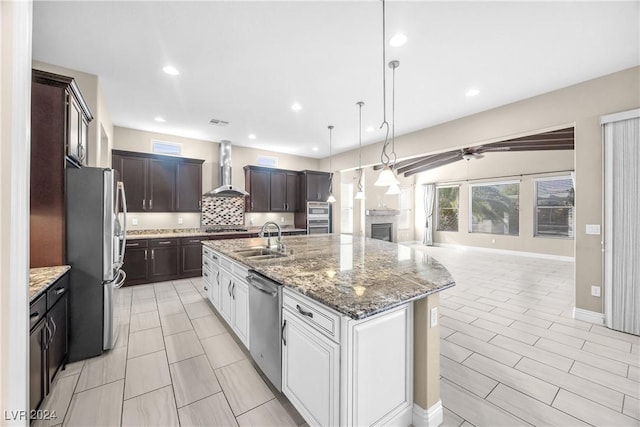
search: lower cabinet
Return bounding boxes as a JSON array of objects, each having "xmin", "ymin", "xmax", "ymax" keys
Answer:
[
  {"xmin": 282, "ymin": 308, "xmax": 340, "ymax": 426},
  {"xmin": 29, "ymin": 272, "xmax": 70, "ymax": 413},
  {"xmin": 149, "ymin": 239, "xmax": 179, "ymax": 279}
]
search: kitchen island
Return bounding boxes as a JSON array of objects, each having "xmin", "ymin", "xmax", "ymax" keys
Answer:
[{"xmin": 202, "ymin": 234, "xmax": 455, "ymax": 427}]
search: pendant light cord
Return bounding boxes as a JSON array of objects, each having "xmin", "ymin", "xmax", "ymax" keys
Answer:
[
  {"xmin": 379, "ymin": 0, "xmax": 391, "ymax": 167},
  {"xmin": 390, "ymin": 61, "xmax": 397, "ymax": 168},
  {"xmin": 328, "ymin": 125, "xmax": 334, "ymax": 193},
  {"xmin": 357, "ymin": 102, "xmax": 364, "ymax": 192}
]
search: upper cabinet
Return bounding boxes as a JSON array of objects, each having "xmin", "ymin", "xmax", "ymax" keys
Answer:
[
  {"xmin": 300, "ymin": 171, "xmax": 331, "ymax": 203},
  {"xmin": 244, "ymin": 166, "xmax": 300, "ymax": 212},
  {"xmin": 112, "ymin": 150, "xmax": 203, "ymax": 213},
  {"xmin": 30, "ymin": 69, "xmax": 93, "ymax": 268}
]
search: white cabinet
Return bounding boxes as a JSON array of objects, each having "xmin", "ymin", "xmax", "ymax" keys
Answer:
[
  {"xmin": 203, "ymin": 248, "xmax": 249, "ymax": 349},
  {"xmin": 282, "ymin": 308, "xmax": 340, "ymax": 427}
]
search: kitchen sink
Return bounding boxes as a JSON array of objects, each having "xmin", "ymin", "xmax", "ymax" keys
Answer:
[{"xmin": 233, "ymin": 247, "xmax": 290, "ymax": 260}]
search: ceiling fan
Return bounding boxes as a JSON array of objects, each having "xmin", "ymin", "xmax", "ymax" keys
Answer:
[{"xmin": 374, "ymin": 127, "xmax": 574, "ymax": 176}]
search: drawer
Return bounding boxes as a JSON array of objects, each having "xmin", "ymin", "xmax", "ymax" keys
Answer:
[
  {"xmin": 47, "ymin": 274, "xmax": 69, "ymax": 309},
  {"xmin": 232, "ymin": 262, "xmax": 249, "ymax": 281},
  {"xmin": 202, "ymin": 265, "xmax": 213, "ymax": 285},
  {"xmin": 283, "ymin": 289, "xmax": 341, "ymax": 342},
  {"xmin": 180, "ymin": 236, "xmax": 207, "ymax": 245},
  {"xmin": 202, "ymin": 246, "xmax": 219, "ymax": 264},
  {"xmin": 126, "ymin": 239, "xmax": 148, "ymax": 248},
  {"xmin": 220, "ymin": 256, "xmax": 233, "ymax": 272},
  {"xmin": 30, "ymin": 294, "xmax": 46, "ymax": 331},
  {"xmin": 149, "ymin": 238, "xmax": 178, "ymax": 247}
]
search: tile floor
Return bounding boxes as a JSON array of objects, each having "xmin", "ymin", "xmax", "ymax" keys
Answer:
[
  {"xmin": 408, "ymin": 245, "xmax": 640, "ymax": 427},
  {"xmin": 37, "ymin": 246, "xmax": 640, "ymax": 426},
  {"xmin": 35, "ymin": 277, "xmax": 305, "ymax": 427}
]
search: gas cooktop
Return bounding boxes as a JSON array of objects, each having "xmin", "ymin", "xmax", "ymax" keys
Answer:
[{"xmin": 204, "ymin": 227, "xmax": 249, "ymax": 233}]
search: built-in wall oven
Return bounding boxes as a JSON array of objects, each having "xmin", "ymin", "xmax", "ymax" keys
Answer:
[{"xmin": 306, "ymin": 201, "xmax": 330, "ymax": 234}]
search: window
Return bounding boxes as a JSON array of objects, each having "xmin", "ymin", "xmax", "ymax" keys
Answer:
[
  {"xmin": 535, "ymin": 176, "xmax": 574, "ymax": 238},
  {"xmin": 151, "ymin": 140, "xmax": 182, "ymax": 156},
  {"xmin": 398, "ymin": 187, "xmax": 412, "ymax": 230},
  {"xmin": 470, "ymin": 181, "xmax": 520, "ymax": 235},
  {"xmin": 436, "ymin": 186, "xmax": 459, "ymax": 231}
]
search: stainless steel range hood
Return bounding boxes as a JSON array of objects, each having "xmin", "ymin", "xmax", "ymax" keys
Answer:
[{"xmin": 203, "ymin": 140, "xmax": 249, "ymax": 197}]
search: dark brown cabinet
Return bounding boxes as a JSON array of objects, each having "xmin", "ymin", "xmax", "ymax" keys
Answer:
[
  {"xmin": 177, "ymin": 162, "xmax": 203, "ymax": 211},
  {"xmin": 112, "ymin": 150, "xmax": 204, "ymax": 213},
  {"xmin": 149, "ymin": 239, "xmax": 179, "ymax": 280},
  {"xmin": 30, "ymin": 69, "xmax": 93, "ymax": 268},
  {"xmin": 245, "ymin": 166, "xmax": 300, "ymax": 212},
  {"xmin": 122, "ymin": 240, "xmax": 149, "ymax": 285},
  {"xmin": 29, "ymin": 272, "xmax": 70, "ymax": 412},
  {"xmin": 301, "ymin": 171, "xmax": 331, "ymax": 202},
  {"xmin": 180, "ymin": 237, "xmax": 207, "ymax": 276}
]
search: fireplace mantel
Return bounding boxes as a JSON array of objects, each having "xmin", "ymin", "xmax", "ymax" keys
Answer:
[{"xmin": 366, "ymin": 209, "xmax": 400, "ymax": 216}]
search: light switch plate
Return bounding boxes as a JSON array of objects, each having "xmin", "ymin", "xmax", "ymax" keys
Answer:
[
  {"xmin": 178, "ymin": 217, "xmax": 183, "ymax": 225},
  {"xmin": 591, "ymin": 286, "xmax": 601, "ymax": 297},
  {"xmin": 430, "ymin": 307, "xmax": 438, "ymax": 327},
  {"xmin": 131, "ymin": 218, "xmax": 138, "ymax": 226},
  {"xmin": 586, "ymin": 224, "xmax": 601, "ymax": 235}
]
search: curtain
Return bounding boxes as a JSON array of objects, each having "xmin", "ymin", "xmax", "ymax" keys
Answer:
[
  {"xmin": 607, "ymin": 116, "xmax": 640, "ymax": 335},
  {"xmin": 422, "ymin": 183, "xmax": 436, "ymax": 246}
]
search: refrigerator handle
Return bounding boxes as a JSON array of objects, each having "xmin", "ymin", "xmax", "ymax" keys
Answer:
[{"xmin": 118, "ymin": 181, "xmax": 128, "ymax": 265}]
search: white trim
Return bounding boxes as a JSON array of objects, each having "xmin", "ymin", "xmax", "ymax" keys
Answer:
[
  {"xmin": 412, "ymin": 401, "xmax": 443, "ymax": 427},
  {"xmin": 1, "ymin": 0, "xmax": 32, "ymax": 423},
  {"xmin": 600, "ymin": 108, "xmax": 640, "ymax": 124},
  {"xmin": 533, "ymin": 175, "xmax": 575, "ymax": 239},
  {"xmin": 573, "ymin": 307, "xmax": 605, "ymax": 325},
  {"xmin": 433, "ymin": 242, "xmax": 574, "ymax": 262},
  {"xmin": 604, "ymin": 123, "xmax": 614, "ymax": 328}
]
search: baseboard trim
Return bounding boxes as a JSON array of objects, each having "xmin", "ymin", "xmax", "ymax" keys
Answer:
[
  {"xmin": 413, "ymin": 401, "xmax": 443, "ymax": 427},
  {"xmin": 573, "ymin": 307, "xmax": 605, "ymax": 325},
  {"xmin": 432, "ymin": 242, "xmax": 574, "ymax": 262}
]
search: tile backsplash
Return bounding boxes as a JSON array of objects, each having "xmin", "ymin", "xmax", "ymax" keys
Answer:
[{"xmin": 201, "ymin": 196, "xmax": 245, "ymax": 226}]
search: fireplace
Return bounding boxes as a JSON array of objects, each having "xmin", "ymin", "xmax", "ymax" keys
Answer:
[{"xmin": 371, "ymin": 223, "xmax": 392, "ymax": 242}]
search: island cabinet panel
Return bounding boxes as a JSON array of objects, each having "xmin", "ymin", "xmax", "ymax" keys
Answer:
[
  {"xmin": 219, "ymin": 268, "xmax": 233, "ymax": 324},
  {"xmin": 231, "ymin": 278, "xmax": 250, "ymax": 347},
  {"xmin": 282, "ymin": 308, "xmax": 340, "ymax": 427}
]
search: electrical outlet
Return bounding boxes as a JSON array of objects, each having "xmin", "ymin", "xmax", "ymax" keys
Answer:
[
  {"xmin": 178, "ymin": 217, "xmax": 183, "ymax": 225},
  {"xmin": 591, "ymin": 286, "xmax": 601, "ymax": 297},
  {"xmin": 280, "ymin": 216, "xmax": 285, "ymax": 223},
  {"xmin": 430, "ymin": 307, "xmax": 438, "ymax": 327},
  {"xmin": 491, "ymin": 238, "xmax": 496, "ymax": 244},
  {"xmin": 249, "ymin": 217, "xmax": 254, "ymax": 226},
  {"xmin": 586, "ymin": 224, "xmax": 601, "ymax": 235},
  {"xmin": 131, "ymin": 218, "xmax": 138, "ymax": 226}
]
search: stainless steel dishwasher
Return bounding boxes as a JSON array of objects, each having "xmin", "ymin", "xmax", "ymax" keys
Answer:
[{"xmin": 247, "ymin": 272, "xmax": 283, "ymax": 391}]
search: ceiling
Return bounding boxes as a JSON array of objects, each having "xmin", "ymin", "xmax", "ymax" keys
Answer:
[{"xmin": 32, "ymin": 1, "xmax": 639, "ymax": 159}]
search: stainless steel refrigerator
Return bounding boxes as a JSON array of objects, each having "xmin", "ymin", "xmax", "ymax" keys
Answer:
[{"xmin": 66, "ymin": 167, "xmax": 127, "ymax": 362}]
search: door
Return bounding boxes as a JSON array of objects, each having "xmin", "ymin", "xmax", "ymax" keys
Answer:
[
  {"xmin": 282, "ymin": 309, "xmax": 340, "ymax": 427},
  {"xmin": 206, "ymin": 264, "xmax": 221, "ymax": 309},
  {"xmin": 285, "ymin": 172, "xmax": 299, "ymax": 212},
  {"xmin": 248, "ymin": 169, "xmax": 270, "ymax": 212},
  {"xmin": 148, "ymin": 159, "xmax": 176, "ymax": 212},
  {"xmin": 47, "ymin": 294, "xmax": 68, "ymax": 382},
  {"xmin": 270, "ymin": 171, "xmax": 287, "ymax": 212},
  {"xmin": 232, "ymin": 279, "xmax": 250, "ymax": 348},
  {"xmin": 149, "ymin": 246, "xmax": 179, "ymax": 279},
  {"xmin": 29, "ymin": 319, "xmax": 47, "ymax": 412},
  {"xmin": 176, "ymin": 162, "xmax": 202, "ymax": 211},
  {"xmin": 122, "ymin": 246, "xmax": 148, "ymax": 283},
  {"xmin": 219, "ymin": 269, "xmax": 233, "ymax": 323},
  {"xmin": 113, "ymin": 155, "xmax": 147, "ymax": 212}
]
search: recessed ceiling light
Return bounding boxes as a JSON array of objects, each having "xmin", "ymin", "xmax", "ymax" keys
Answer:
[
  {"xmin": 162, "ymin": 65, "xmax": 179, "ymax": 76},
  {"xmin": 466, "ymin": 88, "xmax": 480, "ymax": 97},
  {"xmin": 154, "ymin": 116, "xmax": 166, "ymax": 123},
  {"xmin": 389, "ymin": 33, "xmax": 407, "ymax": 47},
  {"xmin": 248, "ymin": 134, "xmax": 256, "ymax": 140},
  {"xmin": 291, "ymin": 103, "xmax": 302, "ymax": 111},
  {"xmin": 366, "ymin": 126, "xmax": 375, "ymax": 132},
  {"xmin": 312, "ymin": 147, "xmax": 319, "ymax": 151}
]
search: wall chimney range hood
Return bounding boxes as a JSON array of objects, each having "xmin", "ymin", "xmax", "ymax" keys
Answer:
[{"xmin": 203, "ymin": 140, "xmax": 249, "ymax": 197}]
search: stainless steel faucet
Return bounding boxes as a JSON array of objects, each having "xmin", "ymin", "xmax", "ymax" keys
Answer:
[{"xmin": 259, "ymin": 221, "xmax": 283, "ymax": 251}]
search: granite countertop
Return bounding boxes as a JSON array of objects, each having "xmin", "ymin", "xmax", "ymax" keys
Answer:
[
  {"xmin": 203, "ymin": 234, "xmax": 455, "ymax": 320},
  {"xmin": 127, "ymin": 227, "xmax": 307, "ymax": 240},
  {"xmin": 30, "ymin": 265, "xmax": 71, "ymax": 302}
]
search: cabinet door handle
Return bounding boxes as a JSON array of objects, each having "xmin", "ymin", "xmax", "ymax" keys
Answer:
[
  {"xmin": 203, "ymin": 272, "xmax": 209, "ymax": 277},
  {"xmin": 204, "ymin": 286, "xmax": 208, "ymax": 292},
  {"xmin": 144, "ymin": 249, "xmax": 148, "ymax": 261},
  {"xmin": 216, "ymin": 271, "xmax": 220, "ymax": 285},
  {"xmin": 212, "ymin": 255, "xmax": 218, "ymax": 260},
  {"xmin": 189, "ymin": 239, "xmax": 201, "ymax": 243},
  {"xmin": 204, "ymin": 261, "xmax": 209, "ymax": 266},
  {"xmin": 281, "ymin": 320, "xmax": 287, "ymax": 346},
  {"xmin": 128, "ymin": 242, "xmax": 140, "ymax": 247},
  {"xmin": 143, "ymin": 199, "xmax": 146, "ymax": 210},
  {"xmin": 151, "ymin": 249, "xmax": 155, "ymax": 260},
  {"xmin": 228, "ymin": 280, "xmax": 232, "ymax": 296},
  {"xmin": 44, "ymin": 322, "xmax": 52, "ymax": 350},
  {"xmin": 30, "ymin": 311, "xmax": 39, "ymax": 318},
  {"xmin": 251, "ymin": 201, "xmax": 254, "ymax": 210},
  {"xmin": 150, "ymin": 199, "xmax": 153, "ymax": 210},
  {"xmin": 232, "ymin": 283, "xmax": 235, "ymax": 300},
  {"xmin": 54, "ymin": 288, "xmax": 66, "ymax": 296},
  {"xmin": 158, "ymin": 241, "xmax": 171, "ymax": 245},
  {"xmin": 296, "ymin": 304, "xmax": 314, "ymax": 318},
  {"xmin": 49, "ymin": 317, "xmax": 57, "ymax": 346}
]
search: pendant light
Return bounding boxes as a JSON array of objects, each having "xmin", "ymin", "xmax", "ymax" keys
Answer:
[
  {"xmin": 355, "ymin": 101, "xmax": 366, "ymax": 200},
  {"xmin": 385, "ymin": 59, "xmax": 401, "ymax": 196},
  {"xmin": 374, "ymin": 0, "xmax": 400, "ymax": 188},
  {"xmin": 327, "ymin": 125, "xmax": 336, "ymax": 203}
]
